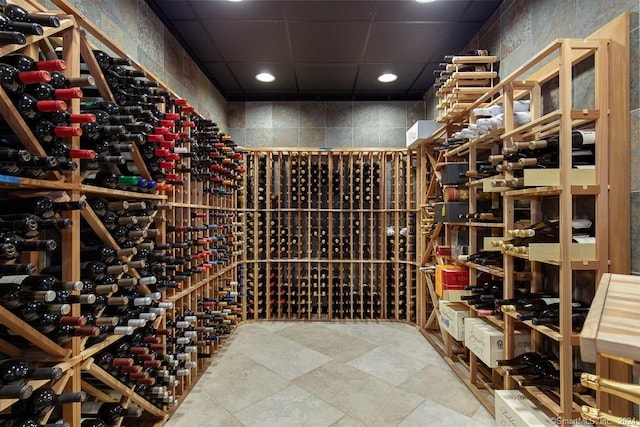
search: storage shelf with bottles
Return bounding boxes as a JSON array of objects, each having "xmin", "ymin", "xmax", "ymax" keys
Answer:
[
  {"xmin": 243, "ymin": 149, "xmax": 417, "ymax": 323},
  {"xmin": 413, "ymin": 30, "xmax": 630, "ymax": 421},
  {"xmin": 0, "ymin": 0, "xmax": 245, "ymax": 425}
]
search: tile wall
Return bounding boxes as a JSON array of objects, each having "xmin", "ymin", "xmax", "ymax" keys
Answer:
[{"xmin": 227, "ymin": 100, "xmax": 425, "ymax": 149}]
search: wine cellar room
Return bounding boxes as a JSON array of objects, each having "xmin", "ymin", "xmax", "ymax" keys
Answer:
[{"xmin": 0, "ymin": 0, "xmax": 638, "ymax": 426}]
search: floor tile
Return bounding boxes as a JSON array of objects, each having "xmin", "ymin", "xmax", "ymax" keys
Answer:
[
  {"xmin": 347, "ymin": 346, "xmax": 429, "ymax": 385},
  {"xmin": 234, "ymin": 384, "xmax": 344, "ymax": 427},
  {"xmin": 165, "ymin": 385, "xmax": 243, "ymax": 427},
  {"xmin": 398, "ymin": 399, "xmax": 492, "ymax": 427},
  {"xmin": 399, "ymin": 364, "xmax": 483, "ymax": 417},
  {"xmin": 276, "ymin": 323, "xmax": 377, "ymax": 363},
  {"xmin": 167, "ymin": 321, "xmax": 491, "ymax": 427},
  {"xmin": 234, "ymin": 326, "xmax": 332, "ymax": 380},
  {"xmin": 294, "ymin": 361, "xmax": 425, "ymax": 426},
  {"xmin": 198, "ymin": 353, "xmax": 290, "ymax": 413},
  {"xmin": 329, "ymin": 415, "xmax": 369, "ymax": 427},
  {"xmin": 472, "ymin": 405, "xmax": 495, "ymax": 425}
]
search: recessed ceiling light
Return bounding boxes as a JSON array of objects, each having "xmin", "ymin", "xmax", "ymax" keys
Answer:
[
  {"xmin": 377, "ymin": 73, "xmax": 398, "ymax": 83},
  {"xmin": 416, "ymin": 0, "xmax": 436, "ymax": 3},
  {"xmin": 256, "ymin": 72, "xmax": 275, "ymax": 83}
]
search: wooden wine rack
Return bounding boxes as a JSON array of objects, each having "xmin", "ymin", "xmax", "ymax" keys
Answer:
[
  {"xmin": 243, "ymin": 149, "xmax": 419, "ymax": 323},
  {"xmin": 0, "ymin": 0, "xmax": 244, "ymax": 426},
  {"xmin": 413, "ymin": 13, "xmax": 632, "ymax": 423}
]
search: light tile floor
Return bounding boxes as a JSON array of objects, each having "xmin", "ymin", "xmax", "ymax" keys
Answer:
[{"xmin": 166, "ymin": 321, "xmax": 495, "ymax": 427}]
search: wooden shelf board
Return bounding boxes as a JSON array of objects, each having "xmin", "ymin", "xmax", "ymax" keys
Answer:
[
  {"xmin": 85, "ymin": 363, "xmax": 164, "ymax": 417},
  {"xmin": 80, "ymin": 185, "xmax": 168, "ymax": 200},
  {"xmin": 0, "ymin": 16, "xmax": 75, "ymax": 56},
  {"xmin": 0, "ymin": 306, "xmax": 71, "ymax": 358},
  {"xmin": 504, "ymin": 311, "xmax": 581, "ymax": 344}
]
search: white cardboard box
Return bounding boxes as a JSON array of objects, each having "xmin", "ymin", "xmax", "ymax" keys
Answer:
[
  {"xmin": 406, "ymin": 120, "xmax": 440, "ymax": 148},
  {"xmin": 439, "ymin": 300, "xmax": 470, "ymax": 341},
  {"xmin": 464, "ymin": 318, "xmax": 531, "ymax": 367},
  {"xmin": 495, "ymin": 390, "xmax": 556, "ymax": 426}
]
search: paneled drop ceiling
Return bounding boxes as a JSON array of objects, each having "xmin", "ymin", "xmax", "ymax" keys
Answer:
[{"xmin": 145, "ymin": 0, "xmax": 502, "ymax": 101}]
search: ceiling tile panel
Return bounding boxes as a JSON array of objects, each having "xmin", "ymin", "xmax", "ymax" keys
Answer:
[
  {"xmin": 204, "ymin": 21, "xmax": 290, "ymax": 62},
  {"xmin": 460, "ymin": 0, "xmax": 503, "ymax": 22},
  {"xmin": 149, "ymin": 0, "xmax": 197, "ymax": 20},
  {"xmin": 172, "ymin": 21, "xmax": 224, "ymax": 62},
  {"xmin": 374, "ymin": 1, "xmax": 468, "ymax": 22},
  {"xmin": 228, "ymin": 62, "xmax": 297, "ymax": 91},
  {"xmin": 355, "ymin": 63, "xmax": 424, "ymax": 91},
  {"xmin": 364, "ymin": 22, "xmax": 452, "ymax": 63},
  {"xmin": 295, "ymin": 63, "xmax": 359, "ymax": 91},
  {"xmin": 289, "ymin": 22, "xmax": 369, "ymax": 63},
  {"xmin": 146, "ymin": 0, "xmax": 503, "ymax": 100},
  {"xmin": 285, "ymin": 1, "xmax": 375, "ymax": 21},
  {"xmin": 187, "ymin": 0, "xmax": 285, "ymax": 20},
  {"xmin": 203, "ymin": 63, "xmax": 240, "ymax": 91}
]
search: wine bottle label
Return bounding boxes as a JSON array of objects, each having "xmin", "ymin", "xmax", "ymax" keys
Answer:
[
  {"xmin": 81, "ymin": 401, "xmax": 104, "ymax": 413},
  {"xmin": 540, "ymin": 297, "xmax": 561, "ymax": 305},
  {"xmin": 0, "ymin": 274, "xmax": 29, "ymax": 284}
]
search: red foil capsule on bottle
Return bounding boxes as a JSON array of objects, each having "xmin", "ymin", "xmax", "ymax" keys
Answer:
[
  {"xmin": 69, "ymin": 113, "xmax": 95, "ymax": 123},
  {"xmin": 55, "ymin": 126, "xmax": 83, "ymax": 138},
  {"xmin": 54, "ymin": 88, "xmax": 83, "ymax": 99},
  {"xmin": 67, "ymin": 149, "xmax": 96, "ymax": 159},
  {"xmin": 36, "ymin": 59, "xmax": 66, "ymax": 71}
]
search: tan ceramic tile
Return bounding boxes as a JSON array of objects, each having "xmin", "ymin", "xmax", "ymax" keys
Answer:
[
  {"xmin": 198, "ymin": 353, "xmax": 289, "ymax": 413},
  {"xmin": 330, "ymin": 415, "xmax": 368, "ymax": 427},
  {"xmin": 234, "ymin": 384, "xmax": 344, "ymax": 427},
  {"xmin": 398, "ymin": 399, "xmax": 492, "ymax": 427},
  {"xmin": 294, "ymin": 361, "xmax": 424, "ymax": 426},
  {"xmin": 347, "ymin": 346, "xmax": 430, "ymax": 385},
  {"xmin": 399, "ymin": 364, "xmax": 482, "ymax": 417},
  {"xmin": 276, "ymin": 323, "xmax": 376, "ymax": 362},
  {"xmin": 165, "ymin": 385, "xmax": 243, "ymax": 427}
]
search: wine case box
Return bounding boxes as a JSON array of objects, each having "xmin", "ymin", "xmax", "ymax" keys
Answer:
[
  {"xmin": 435, "ymin": 264, "xmax": 469, "ymax": 296},
  {"xmin": 464, "ymin": 318, "xmax": 531, "ymax": 367},
  {"xmin": 441, "ymin": 290, "xmax": 472, "ymax": 302},
  {"xmin": 495, "ymin": 390, "xmax": 556, "ymax": 426},
  {"xmin": 440, "ymin": 163, "xmax": 469, "ymax": 185},
  {"xmin": 439, "ymin": 300, "xmax": 470, "ymax": 341},
  {"xmin": 528, "ymin": 242, "xmax": 596, "ymax": 262},
  {"xmin": 434, "ymin": 202, "xmax": 469, "ymax": 223},
  {"xmin": 406, "ymin": 120, "xmax": 439, "ymax": 148},
  {"xmin": 524, "ymin": 168, "xmax": 596, "ymax": 187}
]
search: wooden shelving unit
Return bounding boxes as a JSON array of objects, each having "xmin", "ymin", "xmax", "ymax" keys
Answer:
[
  {"xmin": 243, "ymin": 149, "xmax": 418, "ymax": 323},
  {"xmin": 0, "ymin": 0, "xmax": 245, "ymax": 426},
  {"xmin": 412, "ymin": 12, "xmax": 632, "ymax": 423}
]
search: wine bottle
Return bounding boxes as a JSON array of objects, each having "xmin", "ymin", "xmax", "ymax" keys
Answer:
[
  {"xmin": 0, "ymin": 5, "xmax": 60, "ymax": 28},
  {"xmin": 496, "ymin": 351, "xmax": 549, "ymax": 367},
  {"xmin": 0, "ymin": 359, "xmax": 62, "ymax": 385},
  {"xmin": 11, "ymin": 389, "xmax": 86, "ymax": 417},
  {"xmin": 80, "ymin": 402, "xmax": 127, "ymax": 424},
  {"xmin": 0, "ymin": 197, "xmax": 85, "ymax": 219},
  {"xmin": 580, "ymin": 373, "xmax": 640, "ymax": 405},
  {"xmin": 506, "ymin": 359, "xmax": 559, "ymax": 376}
]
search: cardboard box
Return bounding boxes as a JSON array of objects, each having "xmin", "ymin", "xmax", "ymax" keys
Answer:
[
  {"xmin": 524, "ymin": 168, "xmax": 595, "ymax": 187},
  {"xmin": 434, "ymin": 202, "xmax": 469, "ymax": 223},
  {"xmin": 406, "ymin": 120, "xmax": 440, "ymax": 148},
  {"xmin": 440, "ymin": 163, "xmax": 469, "ymax": 185},
  {"xmin": 464, "ymin": 318, "xmax": 531, "ymax": 367},
  {"xmin": 435, "ymin": 264, "xmax": 469, "ymax": 296},
  {"xmin": 495, "ymin": 390, "xmax": 556, "ymax": 426},
  {"xmin": 439, "ymin": 300, "xmax": 470, "ymax": 341},
  {"xmin": 441, "ymin": 290, "xmax": 471, "ymax": 302}
]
